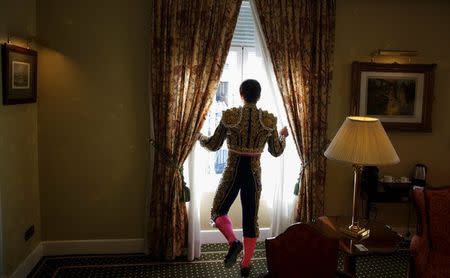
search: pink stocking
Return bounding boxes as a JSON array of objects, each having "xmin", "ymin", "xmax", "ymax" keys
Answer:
[
  {"xmin": 241, "ymin": 237, "xmax": 257, "ymax": 267},
  {"xmin": 214, "ymin": 215, "xmax": 237, "ymax": 245}
]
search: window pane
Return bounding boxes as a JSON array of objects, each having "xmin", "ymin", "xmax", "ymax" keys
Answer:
[{"xmin": 199, "ymin": 48, "xmax": 242, "ymax": 184}]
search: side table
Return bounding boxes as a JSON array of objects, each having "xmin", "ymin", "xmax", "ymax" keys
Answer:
[{"xmin": 311, "ymin": 216, "xmax": 404, "ymax": 275}]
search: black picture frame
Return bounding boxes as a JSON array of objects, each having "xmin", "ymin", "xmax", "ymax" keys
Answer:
[
  {"xmin": 2, "ymin": 44, "xmax": 37, "ymax": 105},
  {"xmin": 351, "ymin": 62, "xmax": 436, "ymax": 132}
]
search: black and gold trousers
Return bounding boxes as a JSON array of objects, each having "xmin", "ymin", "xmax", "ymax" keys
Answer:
[{"xmin": 210, "ymin": 152, "xmax": 262, "ymax": 238}]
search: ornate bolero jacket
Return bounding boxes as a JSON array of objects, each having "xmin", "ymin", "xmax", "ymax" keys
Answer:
[{"xmin": 199, "ymin": 103, "xmax": 285, "ymax": 157}]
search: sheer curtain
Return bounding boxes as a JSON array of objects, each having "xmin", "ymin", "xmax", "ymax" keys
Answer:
[
  {"xmin": 186, "ymin": 146, "xmax": 201, "ymax": 261},
  {"xmin": 250, "ymin": 0, "xmax": 300, "ymax": 236}
]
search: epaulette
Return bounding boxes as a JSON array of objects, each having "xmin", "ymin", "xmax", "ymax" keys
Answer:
[
  {"xmin": 259, "ymin": 109, "xmax": 277, "ymax": 131},
  {"xmin": 221, "ymin": 108, "xmax": 241, "ymax": 128}
]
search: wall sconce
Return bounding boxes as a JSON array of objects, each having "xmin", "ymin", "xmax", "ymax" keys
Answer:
[
  {"xmin": 6, "ymin": 34, "xmax": 34, "ymax": 49},
  {"xmin": 371, "ymin": 49, "xmax": 418, "ymax": 63},
  {"xmin": 372, "ymin": 49, "xmax": 418, "ymax": 57}
]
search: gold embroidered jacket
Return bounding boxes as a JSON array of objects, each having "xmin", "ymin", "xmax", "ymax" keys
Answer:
[
  {"xmin": 198, "ymin": 103, "xmax": 286, "ymax": 236},
  {"xmin": 199, "ymin": 103, "xmax": 286, "ymax": 156}
]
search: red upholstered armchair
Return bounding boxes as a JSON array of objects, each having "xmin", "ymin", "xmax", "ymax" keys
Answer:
[
  {"xmin": 265, "ymin": 223, "xmax": 353, "ymax": 278},
  {"xmin": 410, "ymin": 186, "xmax": 450, "ymax": 278}
]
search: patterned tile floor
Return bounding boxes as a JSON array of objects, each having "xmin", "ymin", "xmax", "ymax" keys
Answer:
[{"xmin": 29, "ymin": 242, "xmax": 409, "ymax": 277}]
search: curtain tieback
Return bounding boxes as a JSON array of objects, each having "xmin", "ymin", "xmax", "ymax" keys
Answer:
[
  {"xmin": 294, "ymin": 141, "xmax": 331, "ymax": 196},
  {"xmin": 149, "ymin": 138, "xmax": 190, "ymax": 202}
]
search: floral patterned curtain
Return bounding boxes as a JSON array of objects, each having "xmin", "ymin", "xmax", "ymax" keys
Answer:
[
  {"xmin": 254, "ymin": 0, "xmax": 335, "ymax": 222},
  {"xmin": 148, "ymin": 0, "xmax": 242, "ymax": 259}
]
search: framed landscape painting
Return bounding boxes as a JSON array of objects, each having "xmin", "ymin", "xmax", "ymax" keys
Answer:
[
  {"xmin": 2, "ymin": 44, "xmax": 37, "ymax": 105},
  {"xmin": 351, "ymin": 62, "xmax": 436, "ymax": 132}
]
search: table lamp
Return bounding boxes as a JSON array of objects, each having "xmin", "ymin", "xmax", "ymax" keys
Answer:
[{"xmin": 324, "ymin": 116, "xmax": 400, "ymax": 238}]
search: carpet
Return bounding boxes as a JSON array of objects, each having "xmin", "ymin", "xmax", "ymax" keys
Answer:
[{"xmin": 29, "ymin": 242, "xmax": 409, "ymax": 277}]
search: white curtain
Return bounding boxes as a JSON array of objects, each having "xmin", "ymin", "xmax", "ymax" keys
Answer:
[
  {"xmin": 186, "ymin": 145, "xmax": 201, "ymax": 261},
  {"xmin": 250, "ymin": 0, "xmax": 300, "ymax": 237}
]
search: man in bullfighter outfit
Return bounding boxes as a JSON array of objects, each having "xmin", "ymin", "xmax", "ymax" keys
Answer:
[{"xmin": 199, "ymin": 79, "xmax": 288, "ymax": 277}]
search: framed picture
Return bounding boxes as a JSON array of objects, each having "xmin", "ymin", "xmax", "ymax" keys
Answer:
[
  {"xmin": 2, "ymin": 44, "xmax": 37, "ymax": 105},
  {"xmin": 351, "ymin": 62, "xmax": 436, "ymax": 132}
]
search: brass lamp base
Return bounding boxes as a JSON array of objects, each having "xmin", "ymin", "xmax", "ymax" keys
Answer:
[
  {"xmin": 339, "ymin": 224, "xmax": 370, "ymax": 239},
  {"xmin": 340, "ymin": 164, "xmax": 371, "ymax": 240}
]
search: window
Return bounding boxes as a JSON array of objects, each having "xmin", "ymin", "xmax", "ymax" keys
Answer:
[{"xmin": 199, "ymin": 1, "xmax": 284, "ymax": 193}]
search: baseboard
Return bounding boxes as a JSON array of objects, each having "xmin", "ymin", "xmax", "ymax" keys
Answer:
[
  {"xmin": 43, "ymin": 238, "xmax": 145, "ymax": 256},
  {"xmin": 200, "ymin": 227, "xmax": 271, "ymax": 244},
  {"xmin": 10, "ymin": 238, "xmax": 144, "ymax": 278},
  {"xmin": 10, "ymin": 243, "xmax": 44, "ymax": 278}
]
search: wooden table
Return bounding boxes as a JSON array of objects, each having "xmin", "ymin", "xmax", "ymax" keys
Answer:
[{"xmin": 311, "ymin": 216, "xmax": 404, "ymax": 275}]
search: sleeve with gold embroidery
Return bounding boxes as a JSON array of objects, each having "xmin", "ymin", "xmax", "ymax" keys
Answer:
[
  {"xmin": 268, "ymin": 125, "xmax": 286, "ymax": 157},
  {"xmin": 198, "ymin": 122, "xmax": 227, "ymax": 151}
]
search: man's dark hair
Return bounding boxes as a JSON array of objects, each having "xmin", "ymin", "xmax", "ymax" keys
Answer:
[{"xmin": 239, "ymin": 79, "xmax": 261, "ymax": 103}]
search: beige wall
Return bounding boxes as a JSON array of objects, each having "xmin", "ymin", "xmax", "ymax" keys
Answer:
[
  {"xmin": 326, "ymin": 0, "xmax": 450, "ymax": 226},
  {"xmin": 36, "ymin": 0, "xmax": 150, "ymax": 240},
  {"xmin": 0, "ymin": 0, "xmax": 41, "ymax": 275}
]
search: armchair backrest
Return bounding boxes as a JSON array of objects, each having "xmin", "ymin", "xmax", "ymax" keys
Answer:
[
  {"xmin": 413, "ymin": 186, "xmax": 450, "ymax": 254},
  {"xmin": 265, "ymin": 223, "xmax": 339, "ymax": 278},
  {"xmin": 424, "ymin": 186, "xmax": 450, "ymax": 254}
]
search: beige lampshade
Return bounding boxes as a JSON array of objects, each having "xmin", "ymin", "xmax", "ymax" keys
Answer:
[{"xmin": 325, "ymin": 116, "xmax": 400, "ymax": 165}]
